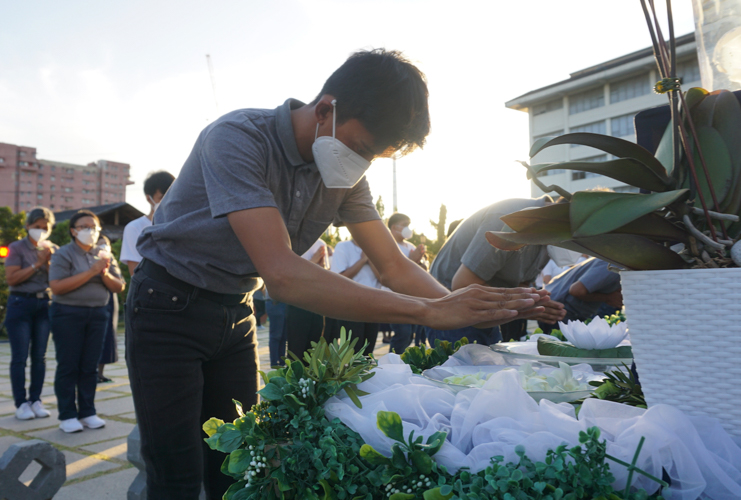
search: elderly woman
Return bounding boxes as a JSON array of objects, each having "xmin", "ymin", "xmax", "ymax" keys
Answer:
[
  {"xmin": 4, "ymin": 207, "xmax": 57, "ymax": 421},
  {"xmin": 49, "ymin": 210, "xmax": 125, "ymax": 433}
]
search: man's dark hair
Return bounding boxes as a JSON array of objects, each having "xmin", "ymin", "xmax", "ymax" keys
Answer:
[
  {"xmin": 68, "ymin": 210, "xmax": 101, "ymax": 238},
  {"xmin": 387, "ymin": 212, "xmax": 411, "ymax": 229},
  {"xmin": 143, "ymin": 171, "xmax": 175, "ymax": 197},
  {"xmin": 314, "ymin": 49, "xmax": 430, "ymax": 156}
]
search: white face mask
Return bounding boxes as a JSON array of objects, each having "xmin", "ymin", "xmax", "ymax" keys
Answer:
[
  {"xmin": 147, "ymin": 196, "xmax": 161, "ymax": 213},
  {"xmin": 28, "ymin": 228, "xmax": 49, "ymax": 243},
  {"xmin": 547, "ymin": 246, "xmax": 582, "ymax": 267},
  {"xmin": 401, "ymin": 226, "xmax": 413, "ymax": 239},
  {"xmin": 311, "ymin": 99, "xmax": 371, "ymax": 189},
  {"xmin": 76, "ymin": 228, "xmax": 99, "ymax": 246}
]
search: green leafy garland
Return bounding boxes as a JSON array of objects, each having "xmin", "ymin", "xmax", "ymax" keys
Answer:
[{"xmin": 204, "ymin": 331, "xmax": 666, "ymax": 499}]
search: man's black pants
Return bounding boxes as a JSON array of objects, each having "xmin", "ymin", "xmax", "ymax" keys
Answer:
[
  {"xmin": 126, "ymin": 262, "xmax": 258, "ymax": 500},
  {"xmin": 324, "ymin": 318, "xmax": 378, "ymax": 356}
]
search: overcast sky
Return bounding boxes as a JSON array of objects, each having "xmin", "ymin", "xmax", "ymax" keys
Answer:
[{"xmin": 0, "ymin": 0, "xmax": 696, "ymax": 236}]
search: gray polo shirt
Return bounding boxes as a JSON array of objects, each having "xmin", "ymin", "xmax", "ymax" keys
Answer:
[
  {"xmin": 546, "ymin": 257, "xmax": 621, "ymax": 319},
  {"xmin": 6, "ymin": 237, "xmax": 58, "ymax": 294},
  {"xmin": 48, "ymin": 242, "xmax": 122, "ymax": 307},
  {"xmin": 430, "ymin": 197, "xmax": 551, "ymax": 289},
  {"xmin": 137, "ymin": 98, "xmax": 380, "ymax": 294}
]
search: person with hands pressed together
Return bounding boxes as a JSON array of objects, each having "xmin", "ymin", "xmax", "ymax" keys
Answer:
[
  {"xmin": 427, "ymin": 198, "xmax": 567, "ymax": 345},
  {"xmin": 49, "ymin": 210, "xmax": 125, "ymax": 434},
  {"xmin": 4, "ymin": 207, "xmax": 58, "ymax": 421},
  {"xmin": 128, "ymin": 49, "xmax": 546, "ymax": 499}
]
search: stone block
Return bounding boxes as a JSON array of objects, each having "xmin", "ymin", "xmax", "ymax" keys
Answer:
[{"xmin": 0, "ymin": 439, "xmax": 65, "ymax": 500}]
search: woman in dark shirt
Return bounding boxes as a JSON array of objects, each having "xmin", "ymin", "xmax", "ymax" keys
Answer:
[
  {"xmin": 49, "ymin": 210, "xmax": 125, "ymax": 433},
  {"xmin": 4, "ymin": 207, "xmax": 57, "ymax": 421}
]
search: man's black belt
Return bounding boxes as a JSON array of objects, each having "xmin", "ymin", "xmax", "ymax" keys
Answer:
[
  {"xmin": 10, "ymin": 291, "xmax": 50, "ymax": 299},
  {"xmin": 139, "ymin": 259, "xmax": 248, "ymax": 306}
]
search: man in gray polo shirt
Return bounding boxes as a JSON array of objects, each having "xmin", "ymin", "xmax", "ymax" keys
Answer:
[
  {"xmin": 428, "ymin": 197, "xmax": 567, "ymax": 344},
  {"xmin": 127, "ymin": 49, "xmax": 549, "ymax": 499}
]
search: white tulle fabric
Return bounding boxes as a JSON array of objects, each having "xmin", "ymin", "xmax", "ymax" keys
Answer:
[{"xmin": 324, "ymin": 345, "xmax": 741, "ymax": 500}]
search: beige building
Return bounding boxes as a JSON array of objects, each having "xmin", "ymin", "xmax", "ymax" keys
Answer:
[{"xmin": 505, "ymin": 33, "xmax": 701, "ymax": 196}]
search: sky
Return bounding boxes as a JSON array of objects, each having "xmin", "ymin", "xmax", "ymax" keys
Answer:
[{"xmin": 0, "ymin": 0, "xmax": 696, "ymax": 238}]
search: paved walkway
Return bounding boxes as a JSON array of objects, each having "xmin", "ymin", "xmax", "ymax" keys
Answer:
[{"xmin": 0, "ymin": 324, "xmax": 400, "ymax": 498}]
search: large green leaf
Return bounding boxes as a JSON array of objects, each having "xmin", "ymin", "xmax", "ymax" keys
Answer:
[
  {"xmin": 529, "ymin": 133, "xmax": 669, "ymax": 179},
  {"xmin": 571, "ymin": 234, "xmax": 687, "ymax": 270},
  {"xmin": 500, "ymin": 203, "xmax": 570, "ymax": 233},
  {"xmin": 528, "ymin": 158, "xmax": 673, "ymax": 192},
  {"xmin": 710, "ymin": 90, "xmax": 741, "ymax": 214},
  {"xmin": 569, "ymin": 190, "xmax": 689, "ymax": 237},
  {"xmin": 613, "ymin": 213, "xmax": 689, "ymax": 243},
  {"xmin": 689, "ymin": 126, "xmax": 732, "ymax": 210}
]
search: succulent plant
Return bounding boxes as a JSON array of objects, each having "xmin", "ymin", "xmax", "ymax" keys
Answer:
[{"xmin": 487, "ymin": 1, "xmax": 741, "ymax": 271}]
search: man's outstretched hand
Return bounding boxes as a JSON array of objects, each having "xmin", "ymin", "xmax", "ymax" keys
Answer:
[{"xmin": 425, "ymin": 286, "xmax": 544, "ymax": 331}]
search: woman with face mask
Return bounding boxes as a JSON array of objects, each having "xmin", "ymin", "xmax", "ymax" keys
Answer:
[
  {"xmin": 48, "ymin": 210, "xmax": 126, "ymax": 433},
  {"xmin": 4, "ymin": 207, "xmax": 58, "ymax": 421}
]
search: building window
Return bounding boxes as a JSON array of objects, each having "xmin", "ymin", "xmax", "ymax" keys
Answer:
[
  {"xmin": 568, "ymin": 87, "xmax": 604, "ymax": 115},
  {"xmin": 533, "ymin": 99, "xmax": 564, "ymax": 116},
  {"xmin": 38, "ymin": 174, "xmax": 43, "ymax": 179},
  {"xmin": 676, "ymin": 59, "xmax": 701, "ymax": 84},
  {"xmin": 19, "ymin": 161, "xmax": 28, "ymax": 167},
  {"xmin": 50, "ymin": 185, "xmax": 55, "ymax": 191},
  {"xmin": 51, "ymin": 166, "xmax": 56, "ymax": 171},
  {"xmin": 19, "ymin": 151, "xmax": 26, "ymax": 156},
  {"xmin": 37, "ymin": 183, "xmax": 43, "ymax": 190},
  {"xmin": 0, "ymin": 157, "xmax": 4, "ymax": 163},
  {"xmin": 610, "ymin": 74, "xmax": 650, "ymax": 104},
  {"xmin": 50, "ymin": 204, "xmax": 55, "ymax": 209},
  {"xmin": 37, "ymin": 194, "xmax": 43, "ymax": 199},
  {"xmin": 569, "ymin": 121, "xmax": 606, "ymax": 146},
  {"xmin": 536, "ymin": 168, "xmax": 566, "ymax": 178},
  {"xmin": 51, "ymin": 176, "xmax": 56, "ymax": 181},
  {"xmin": 532, "ymin": 130, "xmax": 564, "ymax": 145},
  {"xmin": 64, "ymin": 187, "xmax": 72, "ymax": 193},
  {"xmin": 611, "ymin": 114, "xmax": 634, "ymax": 138}
]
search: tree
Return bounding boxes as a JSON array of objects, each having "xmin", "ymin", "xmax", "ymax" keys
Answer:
[
  {"xmin": 49, "ymin": 220, "xmax": 70, "ymax": 247},
  {"xmin": 0, "ymin": 206, "xmax": 26, "ymax": 336},
  {"xmin": 430, "ymin": 204, "xmax": 447, "ymax": 246},
  {"xmin": 0, "ymin": 206, "xmax": 26, "ymax": 245},
  {"xmin": 320, "ymin": 226, "xmax": 343, "ymax": 248},
  {"xmin": 375, "ymin": 196, "xmax": 385, "ymax": 219}
]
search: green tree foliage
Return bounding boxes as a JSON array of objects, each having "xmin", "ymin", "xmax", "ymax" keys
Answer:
[
  {"xmin": 376, "ymin": 195, "xmax": 386, "ymax": 220},
  {"xmin": 430, "ymin": 204, "xmax": 447, "ymax": 246},
  {"xmin": 0, "ymin": 207, "xmax": 26, "ymax": 335},
  {"xmin": 320, "ymin": 226, "xmax": 343, "ymax": 248},
  {"xmin": 0, "ymin": 206, "xmax": 26, "ymax": 245},
  {"xmin": 49, "ymin": 220, "xmax": 70, "ymax": 247},
  {"xmin": 111, "ymin": 238, "xmax": 130, "ymax": 315}
]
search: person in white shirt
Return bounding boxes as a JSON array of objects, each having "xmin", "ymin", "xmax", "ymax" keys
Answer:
[
  {"xmin": 386, "ymin": 213, "xmax": 425, "ymax": 353},
  {"xmin": 537, "ymin": 259, "xmax": 569, "ymax": 288},
  {"xmin": 120, "ymin": 171, "xmax": 175, "ymax": 276},
  {"xmin": 285, "ymin": 239, "xmax": 328, "ymax": 360},
  {"xmin": 325, "ymin": 239, "xmax": 381, "ymax": 355}
]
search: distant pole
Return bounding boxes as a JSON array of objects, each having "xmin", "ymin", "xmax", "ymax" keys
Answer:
[
  {"xmin": 392, "ymin": 156, "xmax": 398, "ymax": 212},
  {"xmin": 206, "ymin": 54, "xmax": 219, "ymax": 114}
]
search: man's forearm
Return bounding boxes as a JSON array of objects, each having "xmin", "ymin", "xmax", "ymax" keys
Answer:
[{"xmin": 378, "ymin": 257, "xmax": 448, "ymax": 299}]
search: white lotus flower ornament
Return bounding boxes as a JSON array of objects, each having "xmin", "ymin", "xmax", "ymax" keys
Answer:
[{"xmin": 558, "ymin": 316, "xmax": 628, "ymax": 350}]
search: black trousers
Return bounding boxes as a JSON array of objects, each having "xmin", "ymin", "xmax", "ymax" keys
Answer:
[
  {"xmin": 126, "ymin": 265, "xmax": 258, "ymax": 500},
  {"xmin": 500, "ymin": 318, "xmax": 528, "ymax": 342},
  {"xmin": 285, "ymin": 305, "xmax": 324, "ymax": 361},
  {"xmin": 324, "ymin": 318, "xmax": 378, "ymax": 356}
]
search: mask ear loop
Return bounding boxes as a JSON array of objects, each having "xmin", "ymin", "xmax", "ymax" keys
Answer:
[
  {"xmin": 314, "ymin": 99, "xmax": 338, "ymax": 141},
  {"xmin": 331, "ymin": 99, "xmax": 337, "ymax": 140}
]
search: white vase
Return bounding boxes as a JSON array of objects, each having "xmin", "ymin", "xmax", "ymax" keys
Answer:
[{"xmin": 620, "ymin": 267, "xmax": 741, "ymax": 437}]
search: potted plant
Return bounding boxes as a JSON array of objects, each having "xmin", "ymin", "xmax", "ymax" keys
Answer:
[{"xmin": 486, "ymin": 1, "xmax": 741, "ymax": 437}]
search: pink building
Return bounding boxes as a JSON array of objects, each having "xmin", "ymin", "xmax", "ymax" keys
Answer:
[{"xmin": 0, "ymin": 142, "xmax": 133, "ymax": 213}]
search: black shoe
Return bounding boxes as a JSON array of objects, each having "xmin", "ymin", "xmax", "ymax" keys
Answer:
[{"xmin": 97, "ymin": 376, "xmax": 113, "ymax": 384}]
